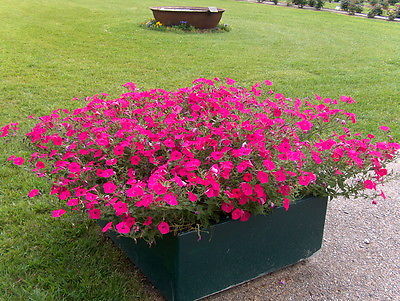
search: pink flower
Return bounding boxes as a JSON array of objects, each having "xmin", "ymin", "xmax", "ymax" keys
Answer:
[
  {"xmin": 187, "ymin": 192, "xmax": 198, "ymax": 202},
  {"xmin": 210, "ymin": 151, "xmax": 224, "ymax": 160},
  {"xmin": 240, "ymin": 211, "xmax": 251, "ymax": 222},
  {"xmin": 339, "ymin": 96, "xmax": 355, "ymax": 103},
  {"xmin": 157, "ymin": 222, "xmax": 170, "ymax": 234},
  {"xmin": 130, "ymin": 156, "xmax": 141, "ymax": 165},
  {"xmin": 51, "ymin": 209, "xmax": 66, "ymax": 217},
  {"xmin": 379, "ymin": 126, "xmax": 390, "ymax": 131},
  {"xmin": 68, "ymin": 162, "xmax": 81, "ymax": 173},
  {"xmin": 277, "ymin": 185, "xmax": 291, "ymax": 196},
  {"xmin": 232, "ymin": 147, "xmax": 252, "ymax": 157},
  {"xmin": 135, "ymin": 194, "xmax": 154, "ymax": 207},
  {"xmin": 298, "ymin": 172, "xmax": 317, "ymax": 186},
  {"xmin": 122, "ymin": 82, "xmax": 137, "ymax": 91},
  {"xmin": 236, "ymin": 160, "xmax": 253, "ymax": 173},
  {"xmin": 113, "ymin": 145, "xmax": 125, "ymax": 156},
  {"xmin": 257, "ymin": 171, "xmax": 269, "ymax": 183},
  {"xmin": 170, "ymin": 151, "xmax": 183, "ymax": 161},
  {"xmin": 12, "ymin": 157, "xmax": 25, "ymax": 165},
  {"xmin": 143, "ymin": 216, "xmax": 153, "ymax": 226},
  {"xmin": 240, "ymin": 182, "xmax": 253, "ymax": 196},
  {"xmin": 113, "ymin": 201, "xmax": 128, "ymax": 215},
  {"xmin": 262, "ymin": 160, "xmax": 276, "ymax": 170},
  {"xmin": 28, "ymin": 189, "xmax": 40, "ymax": 198},
  {"xmin": 126, "ymin": 186, "xmax": 144, "ymax": 197},
  {"xmin": 101, "ymin": 222, "xmax": 113, "ymax": 232},
  {"xmin": 35, "ymin": 161, "xmax": 45, "ymax": 169},
  {"xmin": 375, "ymin": 168, "xmax": 387, "ymax": 177},
  {"xmin": 283, "ymin": 199, "xmax": 290, "ymax": 211},
  {"xmin": 85, "ymin": 192, "xmax": 98, "ymax": 201},
  {"xmin": 96, "ymin": 168, "xmax": 115, "ymax": 178},
  {"xmin": 116, "ymin": 222, "xmax": 131, "ymax": 234},
  {"xmin": 226, "ymin": 78, "xmax": 236, "ymax": 85},
  {"xmin": 164, "ymin": 194, "xmax": 178, "ymax": 205},
  {"xmin": 273, "ymin": 170, "xmax": 286, "ymax": 182},
  {"xmin": 66, "ymin": 198, "xmax": 79, "ymax": 206},
  {"xmin": 231, "ymin": 208, "xmax": 244, "ymax": 220},
  {"xmin": 88, "ymin": 209, "xmax": 101, "ymax": 219},
  {"xmin": 221, "ymin": 202, "xmax": 234, "ymax": 213},
  {"xmin": 104, "ymin": 181, "xmax": 117, "ymax": 194},
  {"xmin": 183, "ymin": 159, "xmax": 201, "ymax": 171},
  {"xmin": 296, "ymin": 120, "xmax": 313, "ymax": 132},
  {"xmin": 363, "ymin": 180, "xmax": 376, "ymax": 190},
  {"xmin": 254, "ymin": 184, "xmax": 266, "ymax": 198},
  {"xmin": 59, "ymin": 190, "xmax": 71, "ymax": 200},
  {"xmin": 106, "ymin": 158, "xmax": 118, "ymax": 165}
]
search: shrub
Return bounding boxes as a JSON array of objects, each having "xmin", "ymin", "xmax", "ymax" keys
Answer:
[
  {"xmin": 341, "ymin": 0, "xmax": 364, "ymax": 14},
  {"xmin": 2, "ymin": 79, "xmax": 399, "ymax": 243},
  {"xmin": 293, "ymin": 0, "xmax": 308, "ymax": 7},
  {"xmin": 315, "ymin": 0, "xmax": 325, "ymax": 9}
]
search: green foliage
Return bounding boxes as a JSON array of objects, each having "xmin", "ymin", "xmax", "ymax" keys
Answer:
[
  {"xmin": 341, "ymin": 0, "xmax": 364, "ymax": 14},
  {"xmin": 315, "ymin": 0, "xmax": 326, "ymax": 9},
  {"xmin": 293, "ymin": 0, "xmax": 309, "ymax": 7},
  {"xmin": 141, "ymin": 19, "xmax": 231, "ymax": 33},
  {"xmin": 387, "ymin": 5, "xmax": 400, "ymax": 19}
]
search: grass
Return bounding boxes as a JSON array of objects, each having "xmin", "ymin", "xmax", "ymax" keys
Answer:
[{"xmin": 0, "ymin": 0, "xmax": 399, "ymax": 300}]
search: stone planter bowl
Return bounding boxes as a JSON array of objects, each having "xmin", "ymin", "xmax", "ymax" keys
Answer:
[{"xmin": 150, "ymin": 6, "xmax": 225, "ymax": 29}]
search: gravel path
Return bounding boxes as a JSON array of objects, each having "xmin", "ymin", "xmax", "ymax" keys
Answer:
[{"xmin": 145, "ymin": 161, "xmax": 400, "ymax": 300}]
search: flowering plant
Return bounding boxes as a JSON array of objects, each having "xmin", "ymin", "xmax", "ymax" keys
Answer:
[
  {"xmin": 2, "ymin": 78, "xmax": 398, "ymax": 243},
  {"xmin": 141, "ymin": 19, "xmax": 231, "ymax": 33}
]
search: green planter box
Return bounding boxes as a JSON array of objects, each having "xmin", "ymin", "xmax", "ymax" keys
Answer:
[{"xmin": 100, "ymin": 196, "xmax": 328, "ymax": 301}]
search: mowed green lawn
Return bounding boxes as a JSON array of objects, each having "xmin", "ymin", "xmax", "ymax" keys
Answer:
[{"xmin": 0, "ymin": 0, "xmax": 399, "ymax": 300}]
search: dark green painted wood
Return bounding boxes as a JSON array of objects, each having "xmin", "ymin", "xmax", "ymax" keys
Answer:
[{"xmin": 100, "ymin": 196, "xmax": 328, "ymax": 301}]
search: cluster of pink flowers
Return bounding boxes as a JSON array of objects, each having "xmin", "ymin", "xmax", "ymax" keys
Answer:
[{"xmin": 2, "ymin": 78, "xmax": 398, "ymax": 241}]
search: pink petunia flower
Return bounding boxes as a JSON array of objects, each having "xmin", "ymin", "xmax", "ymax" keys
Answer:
[
  {"xmin": 116, "ymin": 222, "xmax": 131, "ymax": 234},
  {"xmin": 51, "ymin": 209, "xmax": 67, "ymax": 217},
  {"xmin": 296, "ymin": 120, "xmax": 313, "ymax": 132},
  {"xmin": 187, "ymin": 192, "xmax": 198, "ymax": 202},
  {"xmin": 143, "ymin": 216, "xmax": 153, "ymax": 226},
  {"xmin": 12, "ymin": 157, "xmax": 25, "ymax": 165},
  {"xmin": 101, "ymin": 222, "xmax": 113, "ymax": 232},
  {"xmin": 104, "ymin": 181, "xmax": 117, "ymax": 194},
  {"xmin": 363, "ymin": 180, "xmax": 376, "ymax": 190},
  {"xmin": 164, "ymin": 194, "xmax": 178, "ymax": 206},
  {"xmin": 96, "ymin": 168, "xmax": 115, "ymax": 178},
  {"xmin": 262, "ymin": 160, "xmax": 276, "ymax": 170},
  {"xmin": 221, "ymin": 202, "xmax": 234, "ymax": 213},
  {"xmin": 240, "ymin": 182, "xmax": 253, "ymax": 196},
  {"xmin": 231, "ymin": 208, "xmax": 244, "ymax": 220},
  {"xmin": 257, "ymin": 171, "xmax": 269, "ymax": 183},
  {"xmin": 28, "ymin": 189, "xmax": 40, "ymax": 198},
  {"xmin": 283, "ymin": 199, "xmax": 290, "ymax": 211},
  {"xmin": 66, "ymin": 198, "xmax": 79, "ymax": 206},
  {"xmin": 157, "ymin": 221, "xmax": 170, "ymax": 234},
  {"xmin": 273, "ymin": 170, "xmax": 287, "ymax": 182},
  {"xmin": 88, "ymin": 209, "xmax": 101, "ymax": 219}
]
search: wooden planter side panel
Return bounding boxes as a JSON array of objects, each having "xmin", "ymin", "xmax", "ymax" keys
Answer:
[
  {"xmin": 176, "ymin": 196, "xmax": 328, "ymax": 300},
  {"xmin": 101, "ymin": 196, "xmax": 328, "ymax": 301}
]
